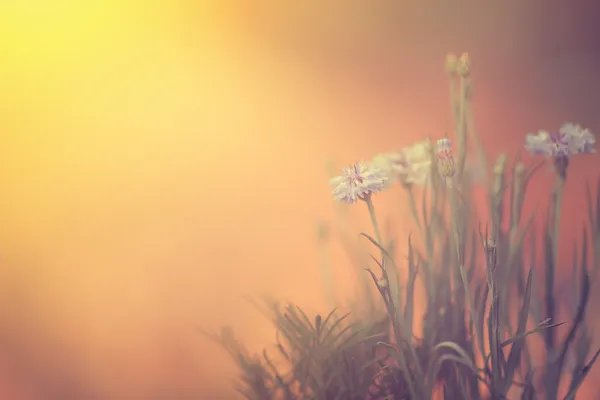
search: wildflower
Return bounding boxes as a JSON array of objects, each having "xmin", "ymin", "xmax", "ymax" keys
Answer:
[
  {"xmin": 560, "ymin": 123, "xmax": 596, "ymax": 153},
  {"xmin": 371, "ymin": 142, "xmax": 433, "ymax": 189},
  {"xmin": 396, "ymin": 140, "xmax": 434, "ymax": 187},
  {"xmin": 371, "ymin": 152, "xmax": 406, "ymax": 188},
  {"xmin": 400, "ymin": 139, "xmax": 433, "ymax": 176},
  {"xmin": 436, "ymin": 138, "xmax": 456, "ymax": 178},
  {"xmin": 330, "ymin": 162, "xmax": 388, "ymax": 204},
  {"xmin": 525, "ymin": 123, "xmax": 595, "ymax": 179}
]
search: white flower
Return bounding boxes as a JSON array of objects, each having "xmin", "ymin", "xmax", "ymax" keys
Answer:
[
  {"xmin": 371, "ymin": 152, "xmax": 404, "ymax": 188},
  {"xmin": 397, "ymin": 140, "xmax": 433, "ymax": 186},
  {"xmin": 330, "ymin": 162, "xmax": 388, "ymax": 204},
  {"xmin": 371, "ymin": 142, "xmax": 433, "ymax": 188},
  {"xmin": 559, "ymin": 123, "xmax": 595, "ymax": 154}
]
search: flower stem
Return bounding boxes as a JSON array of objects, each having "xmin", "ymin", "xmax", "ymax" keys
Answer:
[
  {"xmin": 365, "ymin": 196, "xmax": 384, "ymax": 249},
  {"xmin": 544, "ymin": 175, "xmax": 565, "ymax": 399}
]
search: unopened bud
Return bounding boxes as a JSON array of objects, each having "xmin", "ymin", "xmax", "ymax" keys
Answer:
[{"xmin": 436, "ymin": 138, "xmax": 456, "ymax": 178}]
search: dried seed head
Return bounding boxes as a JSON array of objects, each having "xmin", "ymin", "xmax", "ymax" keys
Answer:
[
  {"xmin": 445, "ymin": 53, "xmax": 458, "ymax": 75},
  {"xmin": 457, "ymin": 53, "xmax": 471, "ymax": 77},
  {"xmin": 493, "ymin": 154, "xmax": 507, "ymax": 175}
]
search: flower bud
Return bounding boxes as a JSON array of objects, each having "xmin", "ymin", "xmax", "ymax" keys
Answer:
[{"xmin": 436, "ymin": 138, "xmax": 456, "ymax": 178}]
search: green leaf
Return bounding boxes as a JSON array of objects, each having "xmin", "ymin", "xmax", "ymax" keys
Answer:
[
  {"xmin": 503, "ymin": 267, "xmax": 534, "ymax": 393},
  {"xmin": 564, "ymin": 348, "xmax": 600, "ymax": 400},
  {"xmin": 404, "ymin": 234, "xmax": 418, "ymax": 335},
  {"xmin": 543, "ymin": 226, "xmax": 556, "ymax": 349},
  {"xmin": 521, "ymin": 370, "xmax": 537, "ymax": 400}
]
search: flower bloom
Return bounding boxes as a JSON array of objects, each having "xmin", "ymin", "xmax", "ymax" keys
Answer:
[
  {"xmin": 525, "ymin": 123, "xmax": 595, "ymax": 179},
  {"xmin": 436, "ymin": 138, "xmax": 456, "ymax": 178},
  {"xmin": 398, "ymin": 140, "xmax": 433, "ymax": 185},
  {"xmin": 330, "ymin": 162, "xmax": 388, "ymax": 204},
  {"xmin": 371, "ymin": 141, "xmax": 433, "ymax": 188},
  {"xmin": 371, "ymin": 152, "xmax": 406, "ymax": 189}
]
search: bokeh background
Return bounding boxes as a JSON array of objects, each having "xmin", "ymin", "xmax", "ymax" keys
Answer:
[{"xmin": 0, "ymin": 0, "xmax": 599, "ymax": 398}]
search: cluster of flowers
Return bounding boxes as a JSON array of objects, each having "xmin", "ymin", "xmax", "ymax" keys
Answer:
[
  {"xmin": 330, "ymin": 138, "xmax": 455, "ymax": 204},
  {"xmin": 331, "ymin": 123, "xmax": 595, "ymax": 204}
]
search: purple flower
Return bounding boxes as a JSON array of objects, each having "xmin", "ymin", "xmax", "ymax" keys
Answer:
[
  {"xmin": 525, "ymin": 123, "xmax": 595, "ymax": 179},
  {"xmin": 330, "ymin": 162, "xmax": 388, "ymax": 204},
  {"xmin": 525, "ymin": 123, "xmax": 595, "ymax": 157}
]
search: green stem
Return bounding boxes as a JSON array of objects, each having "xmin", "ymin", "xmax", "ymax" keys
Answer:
[
  {"xmin": 365, "ymin": 195, "xmax": 398, "ymax": 299},
  {"xmin": 548, "ymin": 176, "xmax": 565, "ymax": 350},
  {"xmin": 365, "ymin": 195, "xmax": 384, "ymax": 251},
  {"xmin": 553, "ymin": 177, "xmax": 564, "ymax": 269}
]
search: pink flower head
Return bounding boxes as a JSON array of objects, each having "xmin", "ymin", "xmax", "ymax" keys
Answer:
[
  {"xmin": 436, "ymin": 138, "xmax": 456, "ymax": 178},
  {"xmin": 330, "ymin": 162, "xmax": 388, "ymax": 204}
]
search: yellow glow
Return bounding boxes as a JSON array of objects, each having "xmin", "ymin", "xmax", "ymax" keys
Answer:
[{"xmin": 0, "ymin": 1, "xmax": 597, "ymax": 399}]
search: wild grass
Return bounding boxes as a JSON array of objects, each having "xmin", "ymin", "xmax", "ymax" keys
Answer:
[{"xmin": 205, "ymin": 54, "xmax": 600, "ymax": 399}]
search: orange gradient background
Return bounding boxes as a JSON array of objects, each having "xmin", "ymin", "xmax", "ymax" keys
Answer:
[{"xmin": 0, "ymin": 1, "xmax": 599, "ymax": 398}]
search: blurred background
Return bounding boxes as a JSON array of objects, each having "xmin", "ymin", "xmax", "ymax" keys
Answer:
[{"xmin": 0, "ymin": 0, "xmax": 599, "ymax": 398}]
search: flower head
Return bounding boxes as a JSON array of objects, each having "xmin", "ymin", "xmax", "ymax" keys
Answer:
[
  {"xmin": 372, "ymin": 141, "xmax": 433, "ymax": 188},
  {"xmin": 371, "ymin": 152, "xmax": 405, "ymax": 189},
  {"xmin": 396, "ymin": 140, "xmax": 433, "ymax": 186},
  {"xmin": 560, "ymin": 123, "xmax": 596, "ymax": 154},
  {"xmin": 525, "ymin": 123, "xmax": 595, "ymax": 179},
  {"xmin": 436, "ymin": 138, "xmax": 456, "ymax": 178},
  {"xmin": 330, "ymin": 162, "xmax": 388, "ymax": 204},
  {"xmin": 525, "ymin": 123, "xmax": 595, "ymax": 157}
]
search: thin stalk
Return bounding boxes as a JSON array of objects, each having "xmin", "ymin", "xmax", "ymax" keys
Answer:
[
  {"xmin": 546, "ymin": 176, "xmax": 565, "ymax": 351},
  {"xmin": 365, "ymin": 195, "xmax": 402, "ymax": 324},
  {"xmin": 365, "ymin": 196, "xmax": 383, "ymax": 248}
]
